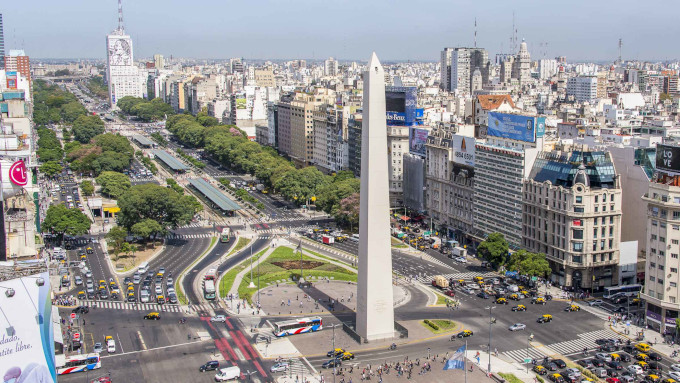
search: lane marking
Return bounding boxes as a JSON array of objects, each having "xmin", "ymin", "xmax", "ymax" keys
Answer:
[
  {"xmin": 136, "ymin": 330, "xmax": 147, "ymax": 350},
  {"xmin": 100, "ymin": 339, "xmax": 208, "ymax": 359}
]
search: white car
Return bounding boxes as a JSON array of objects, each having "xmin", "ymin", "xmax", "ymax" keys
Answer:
[
  {"xmin": 672, "ymin": 364, "xmax": 680, "ymax": 372},
  {"xmin": 564, "ymin": 368, "xmax": 580, "ymax": 378},
  {"xmin": 670, "ymin": 371, "xmax": 680, "ymax": 380},
  {"xmin": 210, "ymin": 315, "xmax": 227, "ymax": 322},
  {"xmin": 74, "ymin": 276, "xmax": 83, "ymax": 285},
  {"xmin": 155, "ymin": 285, "xmax": 163, "ymax": 295},
  {"xmin": 455, "ymin": 257, "xmax": 467, "ymax": 263},
  {"xmin": 588, "ymin": 299, "xmax": 604, "ymax": 306},
  {"xmin": 270, "ymin": 362, "xmax": 289, "ymax": 373},
  {"xmin": 508, "ymin": 323, "xmax": 526, "ymax": 331},
  {"xmin": 626, "ymin": 364, "xmax": 643, "ymax": 375},
  {"xmin": 93, "ymin": 342, "xmax": 103, "ymax": 353},
  {"xmin": 106, "ymin": 338, "xmax": 116, "ymax": 353}
]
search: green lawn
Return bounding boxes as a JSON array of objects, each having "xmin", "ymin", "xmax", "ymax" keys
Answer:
[
  {"xmin": 218, "ymin": 247, "xmax": 268, "ymax": 297},
  {"xmin": 236, "ymin": 246, "xmax": 356, "ymax": 303},
  {"xmin": 435, "ymin": 294, "xmax": 450, "ymax": 305},
  {"xmin": 228, "ymin": 237, "xmax": 251, "ymax": 256},
  {"xmin": 498, "ymin": 373, "xmax": 523, "ymax": 383},
  {"xmin": 420, "ymin": 319, "xmax": 457, "ymax": 334}
]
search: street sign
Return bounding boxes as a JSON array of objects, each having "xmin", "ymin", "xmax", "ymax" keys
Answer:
[
  {"xmin": 73, "ymin": 332, "xmax": 80, "ymax": 341},
  {"xmin": 531, "ymin": 276, "xmax": 538, "ymax": 281},
  {"xmin": 70, "ymin": 313, "xmax": 76, "ymax": 319},
  {"xmin": 524, "ymin": 358, "xmax": 532, "ymax": 363}
]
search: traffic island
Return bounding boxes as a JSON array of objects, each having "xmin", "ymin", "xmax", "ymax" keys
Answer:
[{"xmin": 420, "ymin": 319, "xmax": 458, "ymax": 335}]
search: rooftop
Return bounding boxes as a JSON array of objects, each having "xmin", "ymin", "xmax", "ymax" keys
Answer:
[
  {"xmin": 188, "ymin": 178, "xmax": 241, "ymax": 212},
  {"xmin": 152, "ymin": 150, "xmax": 189, "ymax": 171},
  {"xmin": 476, "ymin": 94, "xmax": 515, "ymax": 111},
  {"xmin": 530, "ymin": 151, "xmax": 618, "ymax": 189},
  {"xmin": 133, "ymin": 135, "xmax": 154, "ymax": 147}
]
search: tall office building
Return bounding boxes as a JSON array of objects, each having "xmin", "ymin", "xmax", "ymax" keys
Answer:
[
  {"xmin": 324, "ymin": 57, "xmax": 339, "ymax": 77},
  {"xmin": 106, "ymin": 0, "xmax": 142, "ymax": 105},
  {"xmin": 567, "ymin": 76, "xmax": 598, "ymax": 103},
  {"xmin": 440, "ymin": 48, "xmax": 453, "ymax": 91},
  {"xmin": 0, "ymin": 14, "xmax": 5, "ymax": 69},
  {"xmin": 153, "ymin": 54, "xmax": 164, "ymax": 69},
  {"xmin": 4, "ymin": 50, "xmax": 31, "ymax": 83},
  {"xmin": 450, "ymin": 48, "xmax": 488, "ymax": 94}
]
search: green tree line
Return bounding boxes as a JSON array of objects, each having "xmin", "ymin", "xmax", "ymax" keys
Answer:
[
  {"xmin": 64, "ymin": 133, "xmax": 134, "ymax": 176},
  {"xmin": 33, "ymin": 79, "xmax": 88, "ymax": 127},
  {"xmin": 117, "ymin": 96, "xmax": 174, "ymax": 122},
  {"xmin": 86, "ymin": 76, "xmax": 108, "ymax": 99}
]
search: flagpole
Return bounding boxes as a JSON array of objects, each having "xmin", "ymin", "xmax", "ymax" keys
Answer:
[{"xmin": 464, "ymin": 340, "xmax": 467, "ymax": 383}]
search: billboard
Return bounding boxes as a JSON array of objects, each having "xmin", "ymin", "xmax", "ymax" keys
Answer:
[
  {"xmin": 409, "ymin": 127, "xmax": 429, "ymax": 157},
  {"xmin": 656, "ymin": 144, "xmax": 680, "ymax": 174},
  {"xmin": 452, "ymin": 135, "xmax": 475, "ymax": 167},
  {"xmin": 385, "ymin": 86, "xmax": 417, "ymax": 126},
  {"xmin": 6, "ymin": 71, "xmax": 17, "ymax": 89},
  {"xmin": 0, "ymin": 272, "xmax": 56, "ymax": 382},
  {"xmin": 487, "ymin": 112, "xmax": 538, "ymax": 143}
]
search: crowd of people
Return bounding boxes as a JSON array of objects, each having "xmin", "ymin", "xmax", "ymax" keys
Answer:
[{"xmin": 53, "ymin": 294, "xmax": 76, "ymax": 306}]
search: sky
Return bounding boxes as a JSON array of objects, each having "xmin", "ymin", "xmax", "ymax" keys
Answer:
[{"xmin": 3, "ymin": 0, "xmax": 679, "ymax": 62}]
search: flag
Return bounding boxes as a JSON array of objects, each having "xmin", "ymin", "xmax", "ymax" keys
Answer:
[{"xmin": 443, "ymin": 345, "xmax": 466, "ymax": 370}]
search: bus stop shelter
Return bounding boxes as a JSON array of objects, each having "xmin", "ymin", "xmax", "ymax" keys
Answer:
[{"xmin": 188, "ymin": 178, "xmax": 241, "ymax": 215}]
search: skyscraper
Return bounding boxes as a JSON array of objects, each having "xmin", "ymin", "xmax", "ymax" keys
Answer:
[
  {"xmin": 440, "ymin": 48, "xmax": 453, "ymax": 91},
  {"xmin": 450, "ymin": 47, "xmax": 488, "ymax": 93},
  {"xmin": 0, "ymin": 14, "xmax": 5, "ymax": 69},
  {"xmin": 106, "ymin": 0, "xmax": 142, "ymax": 106}
]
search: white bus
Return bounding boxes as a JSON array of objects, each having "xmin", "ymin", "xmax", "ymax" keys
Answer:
[
  {"xmin": 604, "ymin": 284, "xmax": 642, "ymax": 299},
  {"xmin": 138, "ymin": 261, "xmax": 149, "ymax": 274},
  {"xmin": 220, "ymin": 228, "xmax": 231, "ymax": 243},
  {"xmin": 56, "ymin": 353, "xmax": 101, "ymax": 375},
  {"xmin": 273, "ymin": 317, "xmax": 323, "ymax": 337}
]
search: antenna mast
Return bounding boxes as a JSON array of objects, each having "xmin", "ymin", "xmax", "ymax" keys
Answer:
[
  {"xmin": 118, "ymin": 0, "xmax": 124, "ymax": 32},
  {"xmin": 618, "ymin": 38, "xmax": 622, "ymax": 64},
  {"xmin": 474, "ymin": 18, "xmax": 477, "ymax": 48}
]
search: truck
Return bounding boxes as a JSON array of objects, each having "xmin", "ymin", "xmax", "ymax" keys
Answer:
[
  {"xmin": 322, "ymin": 235, "xmax": 335, "ymax": 245},
  {"xmin": 452, "ymin": 247, "xmax": 467, "ymax": 258},
  {"xmin": 431, "ymin": 275, "xmax": 450, "ymax": 289}
]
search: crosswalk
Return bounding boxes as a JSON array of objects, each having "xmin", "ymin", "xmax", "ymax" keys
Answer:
[
  {"xmin": 81, "ymin": 300, "xmax": 184, "ymax": 313},
  {"xmin": 166, "ymin": 232, "xmax": 214, "ymax": 239},
  {"xmin": 413, "ymin": 271, "xmax": 498, "ymax": 284},
  {"xmin": 502, "ymin": 329, "xmax": 620, "ymax": 363}
]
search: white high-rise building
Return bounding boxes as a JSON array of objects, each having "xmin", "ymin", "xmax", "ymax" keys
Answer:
[
  {"xmin": 324, "ymin": 57, "xmax": 339, "ymax": 77},
  {"xmin": 106, "ymin": 1, "xmax": 142, "ymax": 106},
  {"xmin": 539, "ymin": 59, "xmax": 558, "ymax": 80},
  {"xmin": 567, "ymin": 76, "xmax": 598, "ymax": 103},
  {"xmin": 450, "ymin": 48, "xmax": 488, "ymax": 94}
]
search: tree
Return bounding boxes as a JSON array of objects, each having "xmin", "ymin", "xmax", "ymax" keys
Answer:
[
  {"xmin": 72, "ymin": 115, "xmax": 105, "ymax": 143},
  {"xmin": 334, "ymin": 193, "xmax": 360, "ymax": 231},
  {"xmin": 42, "ymin": 204, "xmax": 91, "ymax": 237},
  {"xmin": 80, "ymin": 180, "xmax": 95, "ymax": 196},
  {"xmin": 507, "ymin": 250, "xmax": 551, "ymax": 277},
  {"xmin": 106, "ymin": 226, "xmax": 127, "ymax": 261},
  {"xmin": 477, "ymin": 232, "xmax": 509, "ymax": 267},
  {"xmin": 117, "ymin": 183, "xmax": 195, "ymax": 229},
  {"xmin": 95, "ymin": 171, "xmax": 131, "ymax": 198},
  {"xmin": 131, "ymin": 218, "xmax": 163, "ymax": 246},
  {"xmin": 39, "ymin": 161, "xmax": 63, "ymax": 177},
  {"xmin": 61, "ymin": 101, "xmax": 88, "ymax": 123}
]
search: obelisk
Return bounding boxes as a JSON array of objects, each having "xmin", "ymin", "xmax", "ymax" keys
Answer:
[{"xmin": 356, "ymin": 52, "xmax": 395, "ymax": 341}]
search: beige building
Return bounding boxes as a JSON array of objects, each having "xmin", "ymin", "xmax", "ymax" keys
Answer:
[
  {"xmin": 523, "ymin": 150, "xmax": 622, "ymax": 288},
  {"xmin": 641, "ymin": 171, "xmax": 680, "ymax": 334},
  {"xmin": 255, "ymin": 68, "xmax": 275, "ymax": 87}
]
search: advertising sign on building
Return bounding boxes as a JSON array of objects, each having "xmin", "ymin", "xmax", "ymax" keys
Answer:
[
  {"xmin": 408, "ymin": 128, "xmax": 429, "ymax": 157},
  {"xmin": 385, "ymin": 86, "xmax": 417, "ymax": 126},
  {"xmin": 6, "ymin": 71, "xmax": 17, "ymax": 89},
  {"xmin": 656, "ymin": 144, "xmax": 680, "ymax": 174},
  {"xmin": 451, "ymin": 135, "xmax": 475, "ymax": 167},
  {"xmin": 487, "ymin": 112, "xmax": 538, "ymax": 143},
  {"xmin": 0, "ymin": 272, "xmax": 56, "ymax": 382},
  {"xmin": 9, "ymin": 160, "xmax": 28, "ymax": 186}
]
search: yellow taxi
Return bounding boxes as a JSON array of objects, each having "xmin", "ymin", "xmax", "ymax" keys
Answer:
[
  {"xmin": 520, "ymin": 290, "xmax": 529, "ymax": 296},
  {"xmin": 143, "ymin": 312, "xmax": 160, "ymax": 320},
  {"xmin": 98, "ymin": 280, "xmax": 106, "ymax": 288},
  {"xmin": 86, "ymin": 247, "xmax": 94, "ymax": 254},
  {"xmin": 127, "ymin": 286, "xmax": 135, "ymax": 293},
  {"xmin": 327, "ymin": 348, "xmax": 345, "ymax": 357},
  {"xmin": 157, "ymin": 295, "xmax": 165, "ymax": 304},
  {"xmin": 457, "ymin": 279, "xmax": 465, "ymax": 286},
  {"xmin": 80, "ymin": 253, "xmax": 87, "ymax": 260},
  {"xmin": 457, "ymin": 330, "xmax": 474, "ymax": 338},
  {"xmin": 109, "ymin": 281, "xmax": 117, "ymax": 288},
  {"xmin": 565, "ymin": 304, "xmax": 581, "ymax": 312},
  {"xmin": 636, "ymin": 353, "xmax": 649, "ymax": 361},
  {"xmin": 512, "ymin": 304, "xmax": 527, "ymax": 312},
  {"xmin": 610, "ymin": 353, "xmax": 621, "ymax": 362},
  {"xmin": 339, "ymin": 352, "xmax": 355, "ymax": 360},
  {"xmin": 632, "ymin": 298, "xmax": 641, "ymax": 304},
  {"xmin": 474, "ymin": 276, "xmax": 484, "ymax": 282},
  {"xmin": 532, "ymin": 365, "xmax": 547, "ymax": 375},
  {"xmin": 77, "ymin": 291, "xmax": 85, "ymax": 299},
  {"xmin": 496, "ymin": 297, "xmax": 508, "ymax": 305},
  {"xmin": 127, "ymin": 282, "xmax": 134, "ymax": 289},
  {"xmin": 532, "ymin": 297, "xmax": 546, "ymax": 305},
  {"xmin": 636, "ymin": 343, "xmax": 651, "ymax": 352},
  {"xmin": 509, "ymin": 293, "xmax": 520, "ymax": 300},
  {"xmin": 537, "ymin": 314, "xmax": 553, "ymax": 323},
  {"xmin": 635, "ymin": 360, "xmax": 648, "ymax": 369},
  {"xmin": 549, "ymin": 372, "xmax": 564, "ymax": 382},
  {"xmin": 662, "ymin": 378, "xmax": 677, "ymax": 383},
  {"xmin": 645, "ymin": 375, "xmax": 660, "ymax": 383}
]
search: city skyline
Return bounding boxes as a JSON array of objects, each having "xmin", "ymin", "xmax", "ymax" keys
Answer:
[{"xmin": 2, "ymin": 0, "xmax": 679, "ymax": 61}]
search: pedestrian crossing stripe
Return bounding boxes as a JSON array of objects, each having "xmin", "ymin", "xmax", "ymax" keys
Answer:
[
  {"xmin": 80, "ymin": 300, "xmax": 183, "ymax": 313},
  {"xmin": 413, "ymin": 271, "xmax": 498, "ymax": 284},
  {"xmin": 501, "ymin": 329, "xmax": 620, "ymax": 363}
]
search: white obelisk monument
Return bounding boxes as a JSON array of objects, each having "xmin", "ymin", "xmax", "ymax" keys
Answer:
[{"xmin": 356, "ymin": 52, "xmax": 395, "ymax": 341}]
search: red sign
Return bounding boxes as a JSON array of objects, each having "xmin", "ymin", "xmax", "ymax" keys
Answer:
[
  {"xmin": 70, "ymin": 313, "xmax": 76, "ymax": 319},
  {"xmin": 9, "ymin": 160, "xmax": 27, "ymax": 186},
  {"xmin": 73, "ymin": 332, "xmax": 80, "ymax": 341}
]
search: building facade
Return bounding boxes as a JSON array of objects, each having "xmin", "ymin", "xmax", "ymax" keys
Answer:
[
  {"xmin": 451, "ymin": 48, "xmax": 488, "ymax": 94},
  {"xmin": 106, "ymin": 28, "xmax": 142, "ymax": 105},
  {"xmin": 567, "ymin": 76, "xmax": 598, "ymax": 103},
  {"xmin": 523, "ymin": 151, "xmax": 622, "ymax": 289}
]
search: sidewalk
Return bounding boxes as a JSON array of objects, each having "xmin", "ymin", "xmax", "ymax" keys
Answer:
[
  {"xmin": 608, "ymin": 319, "xmax": 677, "ymax": 357},
  {"xmin": 472, "ymin": 349, "xmax": 537, "ymax": 383}
]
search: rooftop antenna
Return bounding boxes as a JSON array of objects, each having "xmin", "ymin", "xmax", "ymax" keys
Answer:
[
  {"xmin": 618, "ymin": 38, "xmax": 622, "ymax": 64},
  {"xmin": 512, "ymin": 11, "xmax": 516, "ymax": 52},
  {"xmin": 474, "ymin": 17, "xmax": 477, "ymax": 48},
  {"xmin": 118, "ymin": 0, "xmax": 124, "ymax": 32}
]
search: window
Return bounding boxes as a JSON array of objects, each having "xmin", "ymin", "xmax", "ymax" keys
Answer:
[
  {"xmin": 592, "ymin": 254, "xmax": 597, "ymax": 263},
  {"xmin": 650, "ymin": 262, "xmax": 656, "ymax": 268},
  {"xmin": 592, "ymin": 242, "xmax": 597, "ymax": 251},
  {"xmin": 572, "ymin": 242, "xmax": 583, "ymax": 252},
  {"xmin": 661, "ymin": 222, "xmax": 667, "ymax": 229},
  {"xmin": 674, "ymin": 254, "xmax": 679, "ymax": 259},
  {"xmin": 609, "ymin": 226, "xmax": 614, "ymax": 236},
  {"xmin": 595, "ymin": 206, "xmax": 599, "ymax": 213},
  {"xmin": 611, "ymin": 195, "xmax": 615, "ymax": 203},
  {"xmin": 572, "ymin": 255, "xmax": 582, "ymax": 264},
  {"xmin": 595, "ymin": 195, "xmax": 599, "ymax": 203},
  {"xmin": 650, "ymin": 276, "xmax": 656, "ymax": 282},
  {"xmin": 658, "ymin": 278, "xmax": 664, "ymax": 284},
  {"xmin": 609, "ymin": 239, "xmax": 613, "ymax": 249},
  {"xmin": 594, "ymin": 217, "xmax": 599, "ymax": 225},
  {"xmin": 574, "ymin": 207, "xmax": 584, "ymax": 213},
  {"xmin": 658, "ymin": 293, "xmax": 664, "ymax": 300},
  {"xmin": 575, "ymin": 196, "xmax": 582, "ymax": 203},
  {"xmin": 674, "ymin": 211, "xmax": 680, "ymax": 220},
  {"xmin": 672, "ymin": 282, "xmax": 678, "ymax": 287},
  {"xmin": 651, "ymin": 234, "xmax": 657, "ymax": 241},
  {"xmin": 661, "ymin": 236, "xmax": 666, "ymax": 243},
  {"xmin": 672, "ymin": 268, "xmax": 678, "ymax": 273},
  {"xmin": 573, "ymin": 230, "xmax": 583, "ymax": 240},
  {"xmin": 610, "ymin": 216, "xmax": 614, "ymax": 224},
  {"xmin": 611, "ymin": 204, "xmax": 615, "ymax": 211},
  {"xmin": 603, "ymin": 205, "xmax": 607, "ymax": 211},
  {"xmin": 652, "ymin": 220, "xmax": 658, "ymax": 226},
  {"xmin": 602, "ymin": 194, "xmax": 607, "ymax": 202},
  {"xmin": 673, "ymin": 225, "xmax": 680, "ymax": 230},
  {"xmin": 593, "ymin": 228, "xmax": 598, "ymax": 238},
  {"xmin": 659, "ymin": 265, "xmax": 665, "ymax": 271}
]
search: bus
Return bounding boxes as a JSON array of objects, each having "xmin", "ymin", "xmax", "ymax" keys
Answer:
[
  {"xmin": 604, "ymin": 284, "xmax": 642, "ymax": 299},
  {"xmin": 56, "ymin": 353, "xmax": 101, "ymax": 375},
  {"xmin": 273, "ymin": 317, "xmax": 323, "ymax": 337},
  {"xmin": 204, "ymin": 279, "xmax": 216, "ymax": 300},
  {"xmin": 220, "ymin": 228, "xmax": 231, "ymax": 243}
]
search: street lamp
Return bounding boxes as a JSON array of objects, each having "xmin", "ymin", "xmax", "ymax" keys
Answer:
[
  {"xmin": 485, "ymin": 306, "xmax": 496, "ymax": 373},
  {"xmin": 329, "ymin": 323, "xmax": 341, "ymax": 383}
]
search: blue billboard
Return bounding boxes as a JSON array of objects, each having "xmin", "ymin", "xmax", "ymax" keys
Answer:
[
  {"xmin": 487, "ymin": 112, "xmax": 542, "ymax": 143},
  {"xmin": 385, "ymin": 86, "xmax": 417, "ymax": 126}
]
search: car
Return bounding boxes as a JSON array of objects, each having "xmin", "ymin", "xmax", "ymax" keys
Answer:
[
  {"xmin": 93, "ymin": 342, "xmax": 104, "ymax": 353},
  {"xmin": 168, "ymin": 294, "xmax": 178, "ymax": 304},
  {"xmin": 132, "ymin": 275, "xmax": 141, "ymax": 284},
  {"xmin": 635, "ymin": 361, "xmax": 649, "ymax": 371},
  {"xmin": 647, "ymin": 362, "xmax": 663, "ymax": 372},
  {"xmin": 155, "ymin": 285, "xmax": 163, "ymax": 295},
  {"xmin": 596, "ymin": 353, "xmax": 613, "ymax": 362},
  {"xmin": 636, "ymin": 353, "xmax": 649, "ymax": 361},
  {"xmin": 607, "ymin": 361, "xmax": 623, "ymax": 370},
  {"xmin": 509, "ymin": 323, "xmax": 526, "ymax": 331},
  {"xmin": 211, "ymin": 315, "xmax": 227, "ymax": 322},
  {"xmin": 533, "ymin": 365, "xmax": 547, "ymax": 375},
  {"xmin": 199, "ymin": 360, "xmax": 220, "ymax": 372},
  {"xmin": 444, "ymin": 289, "xmax": 456, "ymax": 297},
  {"xmin": 599, "ymin": 344, "xmax": 618, "ymax": 352},
  {"xmin": 270, "ymin": 362, "xmax": 289, "ymax": 373},
  {"xmin": 669, "ymin": 371, "xmax": 680, "ymax": 380},
  {"xmin": 496, "ymin": 297, "xmax": 508, "ymax": 305},
  {"xmin": 74, "ymin": 275, "xmax": 83, "ymax": 286},
  {"xmin": 606, "ymin": 368, "xmax": 619, "ymax": 377},
  {"xmin": 123, "ymin": 277, "xmax": 131, "ymax": 285},
  {"xmin": 143, "ymin": 312, "xmax": 160, "ymax": 320},
  {"xmin": 85, "ymin": 280, "xmax": 94, "ymax": 289},
  {"xmin": 339, "ymin": 352, "xmax": 355, "ymax": 361},
  {"xmin": 578, "ymin": 359, "xmax": 594, "ymax": 369},
  {"xmin": 72, "ymin": 305, "xmax": 89, "ymax": 314},
  {"xmin": 512, "ymin": 304, "xmax": 527, "ymax": 312},
  {"xmin": 537, "ymin": 314, "xmax": 553, "ymax": 323},
  {"xmin": 457, "ymin": 330, "xmax": 474, "ymax": 338},
  {"xmin": 613, "ymin": 307, "xmax": 627, "ymax": 314},
  {"xmin": 477, "ymin": 292, "xmax": 490, "ymax": 299},
  {"xmin": 462, "ymin": 288, "xmax": 474, "ymax": 295},
  {"xmin": 648, "ymin": 352, "xmax": 662, "ymax": 361},
  {"xmin": 327, "ymin": 348, "xmax": 345, "ymax": 357},
  {"xmin": 565, "ymin": 304, "xmax": 581, "ymax": 312},
  {"xmin": 671, "ymin": 364, "xmax": 680, "ymax": 373},
  {"xmin": 543, "ymin": 361, "xmax": 558, "ymax": 371},
  {"xmin": 548, "ymin": 372, "xmax": 565, "ymax": 382},
  {"xmin": 553, "ymin": 359, "xmax": 567, "ymax": 369},
  {"xmin": 322, "ymin": 359, "xmax": 341, "ymax": 369},
  {"xmin": 105, "ymin": 336, "xmax": 116, "ymax": 353},
  {"xmin": 99, "ymin": 290, "xmax": 109, "ymax": 299},
  {"xmin": 605, "ymin": 378, "xmax": 620, "ymax": 383}
]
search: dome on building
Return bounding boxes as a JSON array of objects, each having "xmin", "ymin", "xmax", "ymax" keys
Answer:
[{"xmin": 573, "ymin": 163, "xmax": 590, "ymax": 187}]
